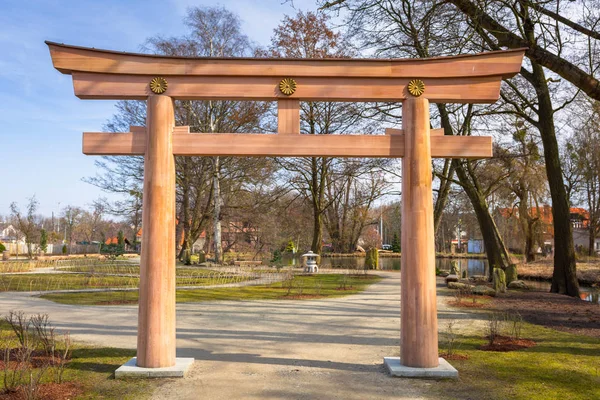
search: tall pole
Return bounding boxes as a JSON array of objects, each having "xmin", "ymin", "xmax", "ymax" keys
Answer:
[
  {"xmin": 137, "ymin": 94, "xmax": 176, "ymax": 368},
  {"xmin": 400, "ymin": 97, "xmax": 439, "ymax": 368}
]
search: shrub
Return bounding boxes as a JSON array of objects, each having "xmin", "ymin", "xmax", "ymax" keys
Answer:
[
  {"xmin": 271, "ymin": 249, "xmax": 282, "ymax": 263},
  {"xmin": 284, "ymin": 240, "xmax": 295, "ymax": 253},
  {"xmin": 61, "ymin": 244, "xmax": 67, "ymax": 255},
  {"xmin": 100, "ymin": 243, "xmax": 124, "ymax": 258},
  {"xmin": 39, "ymin": 229, "xmax": 48, "ymax": 253},
  {"xmin": 117, "ymin": 230, "xmax": 125, "ymax": 248},
  {"xmin": 338, "ymin": 273, "xmax": 350, "ymax": 290},
  {"xmin": 314, "ymin": 281, "xmax": 323, "ymax": 295},
  {"xmin": 391, "ymin": 232, "xmax": 401, "ymax": 253},
  {"xmin": 0, "ymin": 242, "xmax": 6, "ymax": 253},
  {"xmin": 2, "ymin": 311, "xmax": 72, "ymax": 396},
  {"xmin": 5, "ymin": 310, "xmax": 31, "ymax": 349},
  {"xmin": 507, "ymin": 312, "xmax": 524, "ymax": 340},
  {"xmin": 30, "ymin": 314, "xmax": 55, "ymax": 355},
  {"xmin": 486, "ymin": 312, "xmax": 504, "ymax": 345},
  {"xmin": 441, "ymin": 320, "xmax": 460, "ymax": 356}
]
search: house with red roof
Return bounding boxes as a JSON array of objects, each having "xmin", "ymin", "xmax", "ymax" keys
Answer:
[{"xmin": 495, "ymin": 205, "xmax": 598, "ymax": 254}]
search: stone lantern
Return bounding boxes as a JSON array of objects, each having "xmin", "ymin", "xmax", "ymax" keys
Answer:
[{"xmin": 302, "ymin": 251, "xmax": 319, "ymax": 274}]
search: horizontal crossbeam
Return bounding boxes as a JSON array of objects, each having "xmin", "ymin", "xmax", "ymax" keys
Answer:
[
  {"xmin": 82, "ymin": 128, "xmax": 492, "ymax": 159},
  {"xmin": 72, "ymin": 73, "xmax": 502, "ymax": 103},
  {"xmin": 47, "ymin": 42, "xmax": 524, "ymax": 79}
]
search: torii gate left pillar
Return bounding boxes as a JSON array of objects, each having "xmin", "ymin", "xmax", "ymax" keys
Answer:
[{"xmin": 137, "ymin": 94, "xmax": 176, "ymax": 368}]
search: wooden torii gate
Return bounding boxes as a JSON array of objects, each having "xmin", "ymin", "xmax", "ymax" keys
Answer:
[{"xmin": 47, "ymin": 41, "xmax": 524, "ymax": 376}]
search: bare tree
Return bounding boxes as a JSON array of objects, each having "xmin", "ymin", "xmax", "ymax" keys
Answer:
[
  {"xmin": 10, "ymin": 196, "xmax": 40, "ymax": 259},
  {"xmin": 569, "ymin": 98, "xmax": 600, "ymax": 255},
  {"xmin": 496, "ymin": 121, "xmax": 549, "ymax": 261},
  {"xmin": 266, "ymin": 11, "xmax": 388, "ymax": 253},
  {"xmin": 324, "ymin": 0, "xmax": 585, "ymax": 295},
  {"xmin": 88, "ymin": 6, "xmax": 272, "ymax": 263},
  {"xmin": 62, "ymin": 206, "xmax": 83, "ymax": 250}
]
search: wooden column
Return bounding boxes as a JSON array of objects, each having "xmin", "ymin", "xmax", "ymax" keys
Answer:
[
  {"xmin": 137, "ymin": 94, "xmax": 176, "ymax": 368},
  {"xmin": 400, "ymin": 97, "xmax": 439, "ymax": 368}
]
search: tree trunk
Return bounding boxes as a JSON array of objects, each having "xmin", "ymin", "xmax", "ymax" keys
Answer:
[
  {"xmin": 453, "ymin": 160, "xmax": 511, "ymax": 276},
  {"xmin": 434, "ymin": 159, "xmax": 455, "ymax": 235},
  {"xmin": 311, "ymin": 207, "xmax": 323, "ymax": 253},
  {"xmin": 177, "ymin": 157, "xmax": 191, "ymax": 260},
  {"xmin": 527, "ymin": 60, "xmax": 579, "ymax": 297},
  {"xmin": 589, "ymin": 226, "xmax": 595, "ymax": 257},
  {"xmin": 518, "ymin": 194, "xmax": 536, "ymax": 262},
  {"xmin": 438, "ymin": 104, "xmax": 511, "ymax": 273},
  {"xmin": 310, "ymin": 156, "xmax": 325, "ymax": 254},
  {"xmin": 525, "ymin": 218, "xmax": 536, "ymax": 262},
  {"xmin": 213, "ymin": 156, "xmax": 223, "ymax": 264},
  {"xmin": 525, "ymin": 219, "xmax": 535, "ymax": 262}
]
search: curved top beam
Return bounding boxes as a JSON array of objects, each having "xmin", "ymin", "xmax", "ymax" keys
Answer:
[{"xmin": 46, "ymin": 41, "xmax": 525, "ymax": 79}]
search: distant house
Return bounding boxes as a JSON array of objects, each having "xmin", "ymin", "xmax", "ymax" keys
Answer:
[
  {"xmin": 103, "ymin": 236, "xmax": 132, "ymax": 247},
  {"xmin": 137, "ymin": 226, "xmax": 205, "ymax": 253},
  {"xmin": 467, "ymin": 239, "xmax": 485, "ymax": 254},
  {"xmin": 495, "ymin": 205, "xmax": 598, "ymax": 253},
  {"xmin": 0, "ymin": 224, "xmax": 21, "ymax": 243},
  {"xmin": 573, "ymin": 228, "xmax": 600, "ymax": 253}
]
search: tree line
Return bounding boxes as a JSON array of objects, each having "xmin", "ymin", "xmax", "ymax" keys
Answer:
[{"xmin": 61, "ymin": 3, "xmax": 600, "ymax": 298}]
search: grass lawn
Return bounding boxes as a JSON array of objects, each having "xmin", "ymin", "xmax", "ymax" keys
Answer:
[
  {"xmin": 55, "ymin": 265, "xmax": 215, "ymax": 275},
  {"xmin": 432, "ymin": 317, "xmax": 600, "ymax": 399},
  {"xmin": 0, "ymin": 321, "xmax": 154, "ymax": 400},
  {"xmin": 0, "ymin": 272, "xmax": 253, "ymax": 292},
  {"xmin": 0, "ymin": 262, "xmax": 35, "ymax": 273},
  {"xmin": 40, "ymin": 274, "xmax": 381, "ymax": 305}
]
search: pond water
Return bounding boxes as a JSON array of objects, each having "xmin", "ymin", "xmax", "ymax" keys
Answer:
[
  {"xmin": 279, "ymin": 254, "xmax": 598, "ymax": 304},
  {"xmin": 522, "ymin": 280, "xmax": 599, "ymax": 305},
  {"xmin": 281, "ymin": 254, "xmax": 489, "ymax": 275}
]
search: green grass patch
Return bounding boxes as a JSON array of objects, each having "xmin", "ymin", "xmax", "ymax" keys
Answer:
[
  {"xmin": 0, "ymin": 261, "xmax": 36, "ymax": 273},
  {"xmin": 0, "ymin": 272, "xmax": 253, "ymax": 292},
  {"xmin": 63, "ymin": 347, "xmax": 154, "ymax": 399},
  {"xmin": 56, "ymin": 265, "xmax": 215, "ymax": 275},
  {"xmin": 0, "ymin": 320, "xmax": 154, "ymax": 400},
  {"xmin": 433, "ymin": 320, "xmax": 600, "ymax": 400},
  {"xmin": 41, "ymin": 274, "xmax": 381, "ymax": 305}
]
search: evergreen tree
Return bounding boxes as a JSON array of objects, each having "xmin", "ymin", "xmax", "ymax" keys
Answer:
[
  {"xmin": 117, "ymin": 230, "xmax": 125, "ymax": 254},
  {"xmin": 391, "ymin": 232, "xmax": 401, "ymax": 253},
  {"xmin": 284, "ymin": 240, "xmax": 296, "ymax": 253},
  {"xmin": 39, "ymin": 229, "xmax": 48, "ymax": 253}
]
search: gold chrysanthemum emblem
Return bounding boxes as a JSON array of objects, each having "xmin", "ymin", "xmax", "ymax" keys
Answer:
[
  {"xmin": 279, "ymin": 78, "xmax": 297, "ymax": 96},
  {"xmin": 407, "ymin": 79, "xmax": 425, "ymax": 97},
  {"xmin": 149, "ymin": 77, "xmax": 168, "ymax": 94}
]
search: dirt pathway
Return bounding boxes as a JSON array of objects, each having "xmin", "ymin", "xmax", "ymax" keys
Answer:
[{"xmin": 0, "ymin": 273, "xmax": 489, "ymax": 399}]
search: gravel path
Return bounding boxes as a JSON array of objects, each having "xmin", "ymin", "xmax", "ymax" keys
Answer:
[{"xmin": 0, "ymin": 273, "xmax": 489, "ymax": 399}]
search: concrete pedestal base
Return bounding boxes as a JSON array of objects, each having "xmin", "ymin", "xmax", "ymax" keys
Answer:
[
  {"xmin": 383, "ymin": 357, "xmax": 458, "ymax": 379},
  {"xmin": 115, "ymin": 357, "xmax": 194, "ymax": 379}
]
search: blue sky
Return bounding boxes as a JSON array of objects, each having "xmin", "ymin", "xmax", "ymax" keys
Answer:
[{"xmin": 0, "ymin": 0, "xmax": 320, "ymax": 217}]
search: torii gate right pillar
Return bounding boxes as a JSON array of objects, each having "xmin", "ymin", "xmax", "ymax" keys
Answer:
[
  {"xmin": 385, "ymin": 95, "xmax": 457, "ymax": 377},
  {"xmin": 400, "ymin": 97, "xmax": 439, "ymax": 368}
]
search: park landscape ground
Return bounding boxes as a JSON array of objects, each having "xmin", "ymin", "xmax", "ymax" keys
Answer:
[
  {"xmin": 0, "ymin": 259, "xmax": 598, "ymax": 400},
  {"xmin": 2, "ymin": 1, "xmax": 599, "ymax": 398}
]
